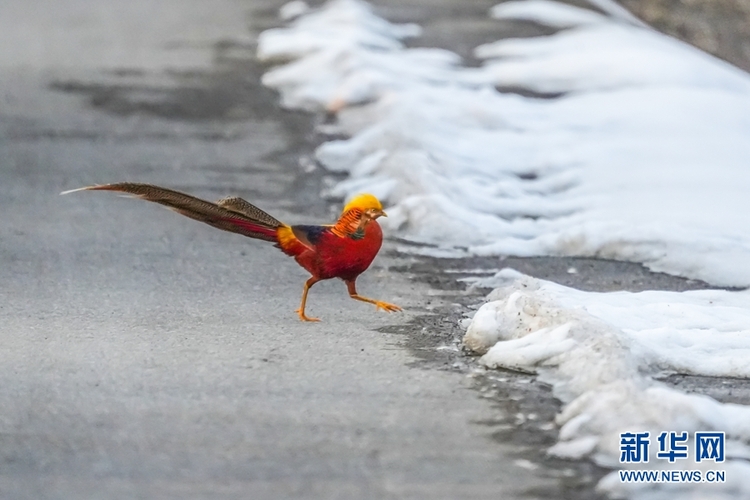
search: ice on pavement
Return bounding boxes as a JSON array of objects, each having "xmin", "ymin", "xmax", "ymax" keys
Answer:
[
  {"xmin": 258, "ymin": 0, "xmax": 750, "ymax": 287},
  {"xmin": 464, "ymin": 269, "xmax": 750, "ymax": 498}
]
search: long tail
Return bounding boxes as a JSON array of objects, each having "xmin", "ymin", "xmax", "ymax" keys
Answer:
[{"xmin": 62, "ymin": 183, "xmax": 284, "ymax": 242}]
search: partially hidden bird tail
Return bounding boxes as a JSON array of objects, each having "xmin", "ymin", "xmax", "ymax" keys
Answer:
[{"xmin": 62, "ymin": 183, "xmax": 284, "ymax": 242}]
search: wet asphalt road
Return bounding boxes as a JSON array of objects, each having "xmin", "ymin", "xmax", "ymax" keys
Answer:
[
  {"xmin": 0, "ymin": 1, "xmax": 560, "ymax": 499},
  {"xmin": 3, "ymin": 1, "xmax": 748, "ymax": 499}
]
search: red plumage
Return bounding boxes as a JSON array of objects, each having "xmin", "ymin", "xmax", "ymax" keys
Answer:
[{"xmin": 288, "ymin": 222, "xmax": 382, "ymax": 281}]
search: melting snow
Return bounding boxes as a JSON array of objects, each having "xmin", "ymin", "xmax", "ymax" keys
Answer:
[
  {"xmin": 257, "ymin": 0, "xmax": 750, "ymax": 287},
  {"xmin": 258, "ymin": 1, "xmax": 750, "ymax": 497},
  {"xmin": 464, "ymin": 269, "xmax": 750, "ymax": 499}
]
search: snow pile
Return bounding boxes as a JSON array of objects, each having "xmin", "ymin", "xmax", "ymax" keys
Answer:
[
  {"xmin": 258, "ymin": 0, "xmax": 750, "ymax": 287},
  {"xmin": 464, "ymin": 269, "xmax": 750, "ymax": 498}
]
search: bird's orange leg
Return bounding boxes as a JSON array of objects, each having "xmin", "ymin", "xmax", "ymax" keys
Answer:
[
  {"xmin": 296, "ymin": 277, "xmax": 321, "ymax": 322},
  {"xmin": 345, "ymin": 280, "xmax": 402, "ymax": 313}
]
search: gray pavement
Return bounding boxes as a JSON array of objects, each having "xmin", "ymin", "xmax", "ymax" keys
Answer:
[
  {"xmin": 620, "ymin": 0, "xmax": 750, "ymax": 73},
  {"xmin": 0, "ymin": 1, "xmax": 556, "ymax": 498}
]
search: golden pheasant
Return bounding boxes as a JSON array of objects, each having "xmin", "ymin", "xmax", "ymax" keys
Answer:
[{"xmin": 62, "ymin": 183, "xmax": 401, "ymax": 321}]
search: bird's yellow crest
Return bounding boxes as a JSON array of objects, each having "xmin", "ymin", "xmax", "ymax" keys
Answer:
[{"xmin": 342, "ymin": 193, "xmax": 383, "ymax": 214}]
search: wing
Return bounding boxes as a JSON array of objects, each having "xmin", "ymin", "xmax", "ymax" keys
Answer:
[
  {"xmin": 62, "ymin": 183, "xmax": 283, "ymax": 242},
  {"xmin": 276, "ymin": 224, "xmax": 330, "ymax": 257}
]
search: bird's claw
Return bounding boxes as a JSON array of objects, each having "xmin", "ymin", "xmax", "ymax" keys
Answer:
[
  {"xmin": 375, "ymin": 301, "xmax": 402, "ymax": 313},
  {"xmin": 296, "ymin": 309, "xmax": 321, "ymax": 322}
]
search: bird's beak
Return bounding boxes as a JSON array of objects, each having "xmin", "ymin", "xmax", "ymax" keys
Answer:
[{"xmin": 377, "ymin": 209, "xmax": 387, "ymax": 218}]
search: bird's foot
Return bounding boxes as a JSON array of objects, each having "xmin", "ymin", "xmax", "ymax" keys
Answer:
[
  {"xmin": 374, "ymin": 301, "xmax": 402, "ymax": 313},
  {"xmin": 296, "ymin": 309, "xmax": 321, "ymax": 322}
]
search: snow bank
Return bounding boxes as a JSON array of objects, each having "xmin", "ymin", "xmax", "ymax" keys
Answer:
[
  {"xmin": 257, "ymin": 2, "xmax": 750, "ymax": 496},
  {"xmin": 258, "ymin": 0, "xmax": 750, "ymax": 287},
  {"xmin": 464, "ymin": 269, "xmax": 750, "ymax": 498}
]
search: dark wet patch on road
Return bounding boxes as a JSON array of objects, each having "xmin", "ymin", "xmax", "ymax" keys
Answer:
[
  {"xmin": 657, "ymin": 373, "xmax": 750, "ymax": 405},
  {"xmin": 45, "ymin": 36, "xmax": 305, "ymax": 127},
  {"xmin": 49, "ymin": 60, "xmax": 276, "ymax": 122},
  {"xmin": 393, "ymin": 254, "xmax": 716, "ymax": 292}
]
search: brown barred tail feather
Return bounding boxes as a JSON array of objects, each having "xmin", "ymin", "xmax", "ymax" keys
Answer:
[{"xmin": 61, "ymin": 182, "xmax": 283, "ymax": 242}]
